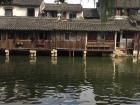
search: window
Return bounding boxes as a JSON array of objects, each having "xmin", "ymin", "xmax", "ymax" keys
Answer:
[
  {"xmin": 27, "ymin": 8, "xmax": 35, "ymax": 16},
  {"xmin": 65, "ymin": 32, "xmax": 70, "ymax": 40},
  {"xmin": 128, "ymin": 9, "xmax": 138, "ymax": 16},
  {"xmin": 50, "ymin": 11, "xmax": 57, "ymax": 17},
  {"xmin": 5, "ymin": 9, "xmax": 13, "ymax": 16},
  {"xmin": 69, "ymin": 12, "xmax": 77, "ymax": 19}
]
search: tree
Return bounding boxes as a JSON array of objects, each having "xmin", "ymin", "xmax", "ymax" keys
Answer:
[
  {"xmin": 0, "ymin": 0, "xmax": 13, "ymax": 4},
  {"xmin": 55, "ymin": 0, "xmax": 65, "ymax": 4},
  {"xmin": 98, "ymin": 0, "xmax": 115, "ymax": 22}
]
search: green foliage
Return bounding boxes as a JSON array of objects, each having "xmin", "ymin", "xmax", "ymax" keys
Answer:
[
  {"xmin": 55, "ymin": 0, "xmax": 65, "ymax": 3},
  {"xmin": 98, "ymin": 0, "xmax": 115, "ymax": 22},
  {"xmin": 0, "ymin": 0, "xmax": 13, "ymax": 5},
  {"xmin": 59, "ymin": 0, "xmax": 65, "ymax": 3}
]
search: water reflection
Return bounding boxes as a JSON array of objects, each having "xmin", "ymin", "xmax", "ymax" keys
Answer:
[
  {"xmin": 29, "ymin": 57, "xmax": 37, "ymax": 64},
  {"xmin": 51, "ymin": 57, "xmax": 57, "ymax": 65},
  {"xmin": 0, "ymin": 56, "xmax": 140, "ymax": 105},
  {"xmin": 5, "ymin": 56, "xmax": 10, "ymax": 63}
]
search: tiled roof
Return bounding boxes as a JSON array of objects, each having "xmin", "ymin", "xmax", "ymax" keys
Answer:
[
  {"xmin": 83, "ymin": 8, "xmax": 100, "ymax": 19},
  {"xmin": 0, "ymin": 0, "xmax": 43, "ymax": 6},
  {"xmin": 115, "ymin": 19, "xmax": 140, "ymax": 31},
  {"xmin": 115, "ymin": 0, "xmax": 140, "ymax": 8},
  {"xmin": 55, "ymin": 20, "xmax": 119, "ymax": 31},
  {"xmin": 0, "ymin": 17, "xmax": 54, "ymax": 31},
  {"xmin": 0, "ymin": 17, "xmax": 120, "ymax": 31},
  {"xmin": 1, "ymin": 17, "xmax": 140, "ymax": 31},
  {"xmin": 43, "ymin": 3, "xmax": 82, "ymax": 12}
]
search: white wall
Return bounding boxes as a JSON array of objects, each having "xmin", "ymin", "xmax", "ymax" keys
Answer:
[
  {"xmin": 0, "ymin": 7, "xmax": 5, "ymax": 16},
  {"xmin": 44, "ymin": 0, "xmax": 98, "ymax": 8},
  {"xmin": 0, "ymin": 6, "xmax": 39, "ymax": 17},
  {"xmin": 13, "ymin": 7, "xmax": 27, "ymax": 16},
  {"xmin": 77, "ymin": 12, "xmax": 83, "ymax": 19}
]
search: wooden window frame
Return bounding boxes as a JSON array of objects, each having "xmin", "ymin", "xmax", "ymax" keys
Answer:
[
  {"xmin": 27, "ymin": 8, "xmax": 35, "ymax": 16},
  {"xmin": 5, "ymin": 8, "xmax": 13, "ymax": 16}
]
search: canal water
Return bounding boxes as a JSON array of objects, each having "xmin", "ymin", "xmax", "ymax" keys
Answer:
[{"xmin": 0, "ymin": 56, "xmax": 140, "ymax": 105}]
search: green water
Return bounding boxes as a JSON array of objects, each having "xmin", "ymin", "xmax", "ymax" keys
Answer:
[{"xmin": 0, "ymin": 56, "xmax": 140, "ymax": 105}]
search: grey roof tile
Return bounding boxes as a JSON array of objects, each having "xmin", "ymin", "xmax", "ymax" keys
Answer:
[
  {"xmin": 44, "ymin": 3, "xmax": 82, "ymax": 12},
  {"xmin": 0, "ymin": 17, "xmax": 120, "ymax": 31},
  {"xmin": 0, "ymin": 0, "xmax": 43, "ymax": 6},
  {"xmin": 115, "ymin": 0, "xmax": 140, "ymax": 8}
]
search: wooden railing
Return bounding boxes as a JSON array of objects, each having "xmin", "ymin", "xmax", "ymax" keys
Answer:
[
  {"xmin": 87, "ymin": 41, "xmax": 114, "ymax": 51},
  {"xmin": 56, "ymin": 41, "xmax": 85, "ymax": 50},
  {"xmin": 15, "ymin": 40, "xmax": 53, "ymax": 49},
  {"xmin": 15, "ymin": 40, "xmax": 32, "ymax": 48}
]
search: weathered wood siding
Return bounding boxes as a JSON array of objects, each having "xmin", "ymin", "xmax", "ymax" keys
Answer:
[
  {"xmin": 52, "ymin": 31, "xmax": 86, "ymax": 50},
  {"xmin": 87, "ymin": 32, "xmax": 115, "ymax": 51},
  {"xmin": 0, "ymin": 31, "xmax": 86, "ymax": 51}
]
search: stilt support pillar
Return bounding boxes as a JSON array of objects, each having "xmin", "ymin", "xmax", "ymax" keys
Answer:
[
  {"xmin": 83, "ymin": 50, "xmax": 87, "ymax": 57},
  {"xmin": 5, "ymin": 50, "xmax": 9, "ymax": 56},
  {"xmin": 51, "ymin": 49, "xmax": 57, "ymax": 57},
  {"xmin": 30, "ymin": 50, "xmax": 36, "ymax": 57},
  {"xmin": 133, "ymin": 50, "xmax": 140, "ymax": 57}
]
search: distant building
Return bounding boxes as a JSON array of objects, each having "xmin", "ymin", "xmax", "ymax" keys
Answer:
[
  {"xmin": 40, "ymin": 3, "xmax": 83, "ymax": 20},
  {"xmin": 83, "ymin": 8, "xmax": 99, "ymax": 19},
  {"xmin": 0, "ymin": 0, "xmax": 43, "ymax": 17},
  {"xmin": 113, "ymin": 0, "xmax": 140, "ymax": 19}
]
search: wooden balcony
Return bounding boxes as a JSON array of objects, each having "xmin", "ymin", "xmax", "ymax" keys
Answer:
[
  {"xmin": 15, "ymin": 40, "xmax": 32, "ymax": 48},
  {"xmin": 56, "ymin": 41, "xmax": 85, "ymax": 50},
  {"xmin": 87, "ymin": 41, "xmax": 114, "ymax": 51}
]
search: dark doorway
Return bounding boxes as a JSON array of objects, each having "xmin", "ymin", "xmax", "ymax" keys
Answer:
[
  {"xmin": 116, "ymin": 32, "xmax": 120, "ymax": 47},
  {"xmin": 27, "ymin": 8, "xmax": 35, "ymax": 16}
]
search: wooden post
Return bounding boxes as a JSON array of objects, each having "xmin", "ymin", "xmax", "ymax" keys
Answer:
[
  {"xmin": 137, "ymin": 33, "xmax": 140, "ymax": 58},
  {"xmin": 114, "ymin": 32, "xmax": 117, "ymax": 50},
  {"xmin": 55, "ymin": 31, "xmax": 57, "ymax": 49},
  {"xmin": 85, "ymin": 32, "xmax": 87, "ymax": 51},
  {"xmin": 133, "ymin": 33, "xmax": 138, "ymax": 57},
  {"xmin": 83, "ymin": 50, "xmax": 87, "ymax": 57},
  {"xmin": 120, "ymin": 31, "xmax": 123, "ymax": 48},
  {"xmin": 126, "ymin": 36, "xmax": 128, "ymax": 54},
  {"xmin": 69, "ymin": 50, "xmax": 71, "ymax": 57},
  {"xmin": 6, "ymin": 32, "xmax": 9, "ymax": 49},
  {"xmin": 72, "ymin": 50, "xmax": 74, "ymax": 57}
]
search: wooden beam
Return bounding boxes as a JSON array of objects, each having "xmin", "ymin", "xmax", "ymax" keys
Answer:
[
  {"xmin": 126, "ymin": 35, "xmax": 128, "ymax": 54},
  {"xmin": 137, "ymin": 33, "xmax": 140, "ymax": 58},
  {"xmin": 114, "ymin": 31, "xmax": 117, "ymax": 50},
  {"xmin": 85, "ymin": 32, "xmax": 87, "ymax": 51}
]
